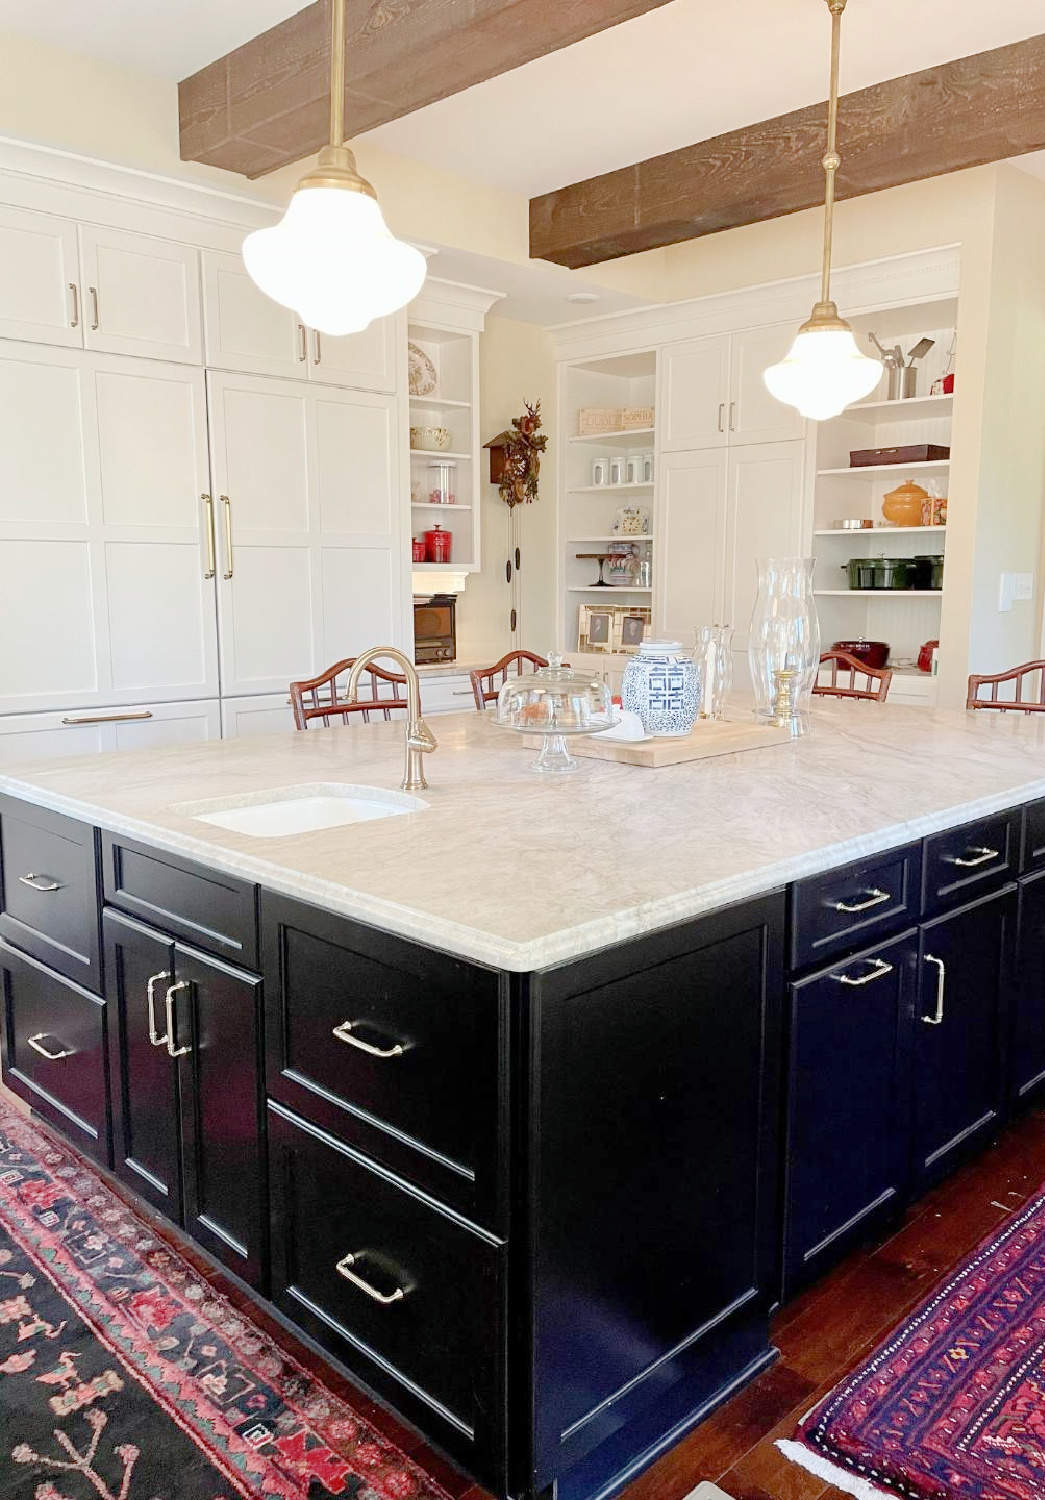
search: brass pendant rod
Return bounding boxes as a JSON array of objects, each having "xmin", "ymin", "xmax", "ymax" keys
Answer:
[
  {"xmin": 819, "ymin": 0, "xmax": 847, "ymax": 308},
  {"xmin": 329, "ymin": 0, "xmax": 347, "ymax": 149}
]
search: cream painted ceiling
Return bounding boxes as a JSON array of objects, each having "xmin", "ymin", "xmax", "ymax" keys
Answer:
[{"xmin": 0, "ymin": 0, "xmax": 1043, "ymax": 196}]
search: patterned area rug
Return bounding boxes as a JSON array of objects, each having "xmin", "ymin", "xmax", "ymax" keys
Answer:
[
  {"xmin": 0, "ymin": 1096, "xmax": 452, "ymax": 1500},
  {"xmin": 779, "ymin": 1182, "xmax": 1045, "ymax": 1500}
]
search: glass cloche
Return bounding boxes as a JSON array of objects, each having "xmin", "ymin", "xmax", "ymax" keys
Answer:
[{"xmin": 494, "ymin": 653, "xmax": 616, "ymax": 774}]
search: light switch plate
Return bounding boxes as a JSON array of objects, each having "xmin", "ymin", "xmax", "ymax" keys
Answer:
[{"xmin": 998, "ymin": 573, "xmax": 1033, "ymax": 611}]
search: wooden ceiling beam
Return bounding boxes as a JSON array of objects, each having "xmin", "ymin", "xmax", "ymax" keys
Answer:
[
  {"xmin": 529, "ymin": 33, "xmax": 1045, "ymax": 268},
  {"xmin": 179, "ymin": 0, "xmax": 677, "ymax": 179}
]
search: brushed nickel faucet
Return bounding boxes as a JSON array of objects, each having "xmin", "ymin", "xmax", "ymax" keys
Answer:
[{"xmin": 345, "ymin": 647, "xmax": 437, "ymax": 792}]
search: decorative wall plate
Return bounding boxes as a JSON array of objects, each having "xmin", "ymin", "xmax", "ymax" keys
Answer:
[
  {"xmin": 612, "ymin": 505, "xmax": 651, "ymax": 535},
  {"xmin": 408, "ymin": 342, "xmax": 437, "ymax": 397}
]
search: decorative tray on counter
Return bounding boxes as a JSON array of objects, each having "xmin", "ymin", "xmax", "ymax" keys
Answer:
[{"xmin": 526, "ymin": 717, "xmax": 791, "ymax": 768}]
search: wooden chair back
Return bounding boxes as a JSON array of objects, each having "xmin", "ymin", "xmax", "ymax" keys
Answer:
[
  {"xmin": 813, "ymin": 650, "xmax": 893, "ymax": 703},
  {"xmin": 967, "ymin": 660, "xmax": 1045, "ymax": 713},
  {"xmin": 470, "ymin": 650, "xmax": 553, "ymax": 710},
  {"xmin": 290, "ymin": 657, "xmax": 410, "ymax": 729}
]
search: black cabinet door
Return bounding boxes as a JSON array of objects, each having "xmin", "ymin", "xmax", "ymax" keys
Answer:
[
  {"xmin": 1014, "ymin": 872, "xmax": 1045, "ymax": 1106},
  {"xmin": 103, "ymin": 911, "xmax": 181, "ymax": 1220},
  {"xmin": 175, "ymin": 944, "xmax": 266, "ymax": 1291},
  {"xmin": 783, "ymin": 930, "xmax": 917, "ymax": 1299},
  {"xmin": 913, "ymin": 885, "xmax": 1015, "ymax": 1185}
]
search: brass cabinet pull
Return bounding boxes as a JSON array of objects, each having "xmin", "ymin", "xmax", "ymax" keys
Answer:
[
  {"xmin": 922, "ymin": 953, "xmax": 946, "ymax": 1025},
  {"xmin": 164, "ymin": 981, "xmax": 192, "ymax": 1058},
  {"xmin": 61, "ymin": 711, "xmax": 152, "ymax": 726},
  {"xmin": 221, "ymin": 495, "xmax": 233, "ymax": 580},
  {"xmin": 202, "ymin": 493, "xmax": 216, "ymax": 579},
  {"xmin": 945, "ymin": 846, "xmax": 999, "ymax": 869},
  {"xmin": 27, "ymin": 1033, "xmax": 73, "ymax": 1061},
  {"xmin": 334, "ymin": 1252, "xmax": 405, "ymax": 1305},
  {"xmin": 728, "ymin": 400, "xmax": 736, "ymax": 431},
  {"xmin": 830, "ymin": 888, "xmax": 891, "ymax": 914},
  {"xmin": 68, "ymin": 282, "xmax": 79, "ymax": 328},
  {"xmin": 717, "ymin": 402, "xmax": 725, "ymax": 433},
  {"xmin": 832, "ymin": 957, "xmax": 893, "ymax": 988},
  {"xmin": 332, "ymin": 1020, "xmax": 404, "ymax": 1059},
  {"xmin": 313, "ymin": 329, "xmax": 322, "ymax": 365},
  {"xmin": 18, "ymin": 873, "xmax": 60, "ymax": 893},
  {"xmin": 147, "ymin": 970, "xmax": 171, "ymax": 1047},
  {"xmin": 298, "ymin": 322, "xmax": 307, "ymax": 362},
  {"xmin": 89, "ymin": 285, "xmax": 99, "ymax": 331}
]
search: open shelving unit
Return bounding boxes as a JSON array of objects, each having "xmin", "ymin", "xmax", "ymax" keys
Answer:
[
  {"xmin": 407, "ymin": 318, "xmax": 482, "ymax": 579},
  {"xmin": 810, "ymin": 301, "xmax": 956, "ymax": 706}
]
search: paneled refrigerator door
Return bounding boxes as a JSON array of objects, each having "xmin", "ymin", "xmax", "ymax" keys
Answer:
[
  {"xmin": 656, "ymin": 448, "xmax": 728, "ymax": 645},
  {"xmin": 723, "ymin": 439, "xmax": 807, "ymax": 656}
]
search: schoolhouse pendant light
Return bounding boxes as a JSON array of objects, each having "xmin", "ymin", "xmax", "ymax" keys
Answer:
[
  {"xmin": 764, "ymin": 0, "xmax": 881, "ymax": 421},
  {"xmin": 242, "ymin": 0, "xmax": 426, "ymax": 335}
]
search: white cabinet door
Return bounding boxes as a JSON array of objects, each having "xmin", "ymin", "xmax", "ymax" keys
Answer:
[
  {"xmin": 202, "ymin": 250, "xmax": 308, "ymax": 380},
  {"xmin": 79, "ymin": 226, "xmax": 202, "ymax": 365},
  {"xmin": 656, "ymin": 449, "xmax": 728, "ymax": 643},
  {"xmin": 728, "ymin": 325, "xmax": 807, "ymax": 445},
  {"xmin": 723, "ymin": 440, "xmax": 806, "ymax": 650},
  {"xmin": 309, "ymin": 316, "xmax": 397, "ymax": 393},
  {"xmin": 659, "ymin": 336, "xmax": 730, "ymax": 452},
  {"xmin": 221, "ymin": 693, "xmax": 296, "ymax": 738},
  {"xmin": 0, "ymin": 206, "xmax": 82, "ymax": 348},
  {"xmin": 0, "ymin": 699, "xmax": 220, "ymax": 761}
]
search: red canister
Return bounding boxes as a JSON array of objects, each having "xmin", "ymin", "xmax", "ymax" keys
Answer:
[
  {"xmin": 424, "ymin": 525, "xmax": 452, "ymax": 564},
  {"xmin": 411, "ymin": 537, "xmax": 425, "ymax": 563}
]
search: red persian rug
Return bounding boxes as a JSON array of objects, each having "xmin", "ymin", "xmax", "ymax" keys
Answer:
[
  {"xmin": 779, "ymin": 1184, "xmax": 1045, "ymax": 1500},
  {"xmin": 0, "ymin": 1095, "xmax": 453, "ymax": 1500}
]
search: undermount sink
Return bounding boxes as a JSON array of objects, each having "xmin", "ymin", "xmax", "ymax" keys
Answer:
[{"xmin": 174, "ymin": 783, "xmax": 427, "ymax": 838}]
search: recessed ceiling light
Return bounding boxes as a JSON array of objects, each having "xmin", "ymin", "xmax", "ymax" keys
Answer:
[{"xmin": 566, "ymin": 291, "xmax": 601, "ymax": 304}]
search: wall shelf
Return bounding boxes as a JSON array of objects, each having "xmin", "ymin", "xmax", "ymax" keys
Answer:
[
  {"xmin": 814, "ymin": 525, "xmax": 947, "ymax": 536},
  {"xmin": 412, "ymin": 502, "xmax": 473, "ymax": 511},
  {"xmin": 410, "ymin": 449, "xmax": 472, "ymax": 461},
  {"xmin": 567, "ymin": 585, "xmax": 653, "ymax": 594},
  {"xmin": 842, "ymin": 394, "xmax": 953, "ymax": 423},
  {"xmin": 569, "ymin": 428, "xmax": 656, "ymax": 445},
  {"xmin": 570, "ymin": 483, "xmax": 653, "ymax": 494},
  {"xmin": 567, "ymin": 534, "xmax": 652, "ymax": 544},
  {"xmin": 818, "ymin": 460, "xmax": 950, "ymax": 480},
  {"xmin": 408, "ymin": 395, "xmax": 471, "ymax": 409},
  {"xmin": 815, "ymin": 589, "xmax": 943, "ymax": 598}
]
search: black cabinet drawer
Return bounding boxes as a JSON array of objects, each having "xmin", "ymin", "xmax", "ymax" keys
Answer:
[
  {"xmin": 783, "ymin": 930, "xmax": 917, "ymax": 1298},
  {"xmin": 268, "ymin": 1104, "xmax": 503, "ymax": 1477},
  {"xmin": 0, "ymin": 939, "xmax": 109, "ymax": 1165},
  {"xmin": 790, "ymin": 843, "xmax": 921, "ymax": 971},
  {"xmin": 0, "ymin": 797, "xmax": 101, "ymax": 992},
  {"xmin": 263, "ymin": 893, "xmax": 507, "ymax": 1231},
  {"xmin": 923, "ymin": 811, "xmax": 1020, "ymax": 915},
  {"xmin": 1023, "ymin": 800, "xmax": 1045, "ymax": 874},
  {"xmin": 102, "ymin": 833, "xmax": 258, "ymax": 969}
]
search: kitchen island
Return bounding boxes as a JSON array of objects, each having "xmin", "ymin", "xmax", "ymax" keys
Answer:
[{"xmin": 1, "ymin": 704, "xmax": 1044, "ymax": 1500}]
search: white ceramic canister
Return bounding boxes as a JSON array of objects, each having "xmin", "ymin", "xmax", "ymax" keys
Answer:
[{"xmin": 620, "ymin": 639, "xmax": 701, "ymax": 737}]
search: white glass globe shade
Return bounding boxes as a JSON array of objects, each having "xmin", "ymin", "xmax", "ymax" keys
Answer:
[
  {"xmin": 243, "ymin": 187, "xmax": 427, "ymax": 335},
  {"xmin": 764, "ymin": 327, "xmax": 883, "ymax": 421}
]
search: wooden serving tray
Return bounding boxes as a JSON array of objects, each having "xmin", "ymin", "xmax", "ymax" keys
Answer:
[{"xmin": 569, "ymin": 717, "xmax": 791, "ymax": 768}]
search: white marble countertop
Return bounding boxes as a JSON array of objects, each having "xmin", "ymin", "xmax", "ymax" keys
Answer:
[{"xmin": 2, "ymin": 704, "xmax": 1044, "ymax": 972}]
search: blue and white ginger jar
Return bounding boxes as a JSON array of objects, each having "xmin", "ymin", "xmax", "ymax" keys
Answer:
[{"xmin": 621, "ymin": 639, "xmax": 700, "ymax": 738}]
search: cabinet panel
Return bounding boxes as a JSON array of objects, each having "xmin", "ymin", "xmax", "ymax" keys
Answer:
[
  {"xmin": 0, "ymin": 701, "xmax": 221, "ymax": 762},
  {"xmin": 1023, "ymin": 799, "xmax": 1045, "ymax": 874},
  {"xmin": 0, "ymin": 205, "xmax": 81, "ymax": 348},
  {"xmin": 310, "ymin": 317, "xmax": 397, "ymax": 393},
  {"xmin": 0, "ymin": 345, "xmax": 91, "ymax": 523},
  {"xmin": 923, "ymin": 811, "xmax": 1020, "ymax": 915},
  {"xmin": 790, "ymin": 842, "xmax": 922, "ymax": 972},
  {"xmin": 1, "ymin": 940, "xmax": 109, "ymax": 1164},
  {"xmin": 79, "ymin": 226, "xmax": 202, "ymax": 365},
  {"xmin": 176, "ymin": 944, "xmax": 266, "ymax": 1289},
  {"xmin": 729, "ymin": 325, "xmax": 807, "ymax": 445},
  {"xmin": 724, "ymin": 440, "xmax": 806, "ymax": 652},
  {"xmin": 104, "ymin": 910, "xmax": 181, "ymax": 1218},
  {"xmin": 659, "ymin": 336, "xmax": 730, "ymax": 452},
  {"xmin": 914, "ymin": 886, "xmax": 1015, "ymax": 1185},
  {"xmin": 1014, "ymin": 871, "xmax": 1045, "ymax": 1106},
  {"xmin": 656, "ymin": 449, "xmax": 727, "ymax": 642},
  {"xmin": 0, "ymin": 540, "xmax": 99, "ymax": 704},
  {"xmin": 783, "ymin": 930, "xmax": 916, "ymax": 1297},
  {"xmin": 202, "ymin": 249, "xmax": 306, "ymax": 379},
  {"xmin": 220, "ymin": 694, "xmax": 295, "ymax": 738},
  {"xmin": 0, "ymin": 797, "xmax": 101, "ymax": 992}
]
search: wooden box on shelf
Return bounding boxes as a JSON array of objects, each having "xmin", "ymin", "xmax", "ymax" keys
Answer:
[
  {"xmin": 578, "ymin": 408, "xmax": 622, "ymax": 436},
  {"xmin": 621, "ymin": 406, "xmax": 655, "ymax": 430}
]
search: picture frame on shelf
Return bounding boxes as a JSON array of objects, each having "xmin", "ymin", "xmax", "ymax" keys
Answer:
[
  {"xmin": 617, "ymin": 610, "xmax": 650, "ymax": 653},
  {"xmin": 578, "ymin": 605, "xmax": 615, "ymax": 653}
]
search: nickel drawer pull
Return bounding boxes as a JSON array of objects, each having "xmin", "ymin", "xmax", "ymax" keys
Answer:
[
  {"xmin": 833, "ymin": 957, "xmax": 894, "ymax": 988},
  {"xmin": 89, "ymin": 285, "xmax": 99, "ymax": 331},
  {"xmin": 62, "ymin": 711, "xmax": 153, "ymax": 726},
  {"xmin": 164, "ymin": 981, "xmax": 192, "ymax": 1058},
  {"xmin": 68, "ymin": 282, "xmax": 79, "ymax": 328},
  {"xmin": 830, "ymin": 888, "xmax": 891, "ymax": 914},
  {"xmin": 313, "ymin": 329, "xmax": 322, "ymax": 365},
  {"xmin": 335, "ymin": 1252, "xmax": 405, "ymax": 1305},
  {"xmin": 202, "ymin": 493, "xmax": 216, "ymax": 579},
  {"xmin": 332, "ymin": 1020, "xmax": 404, "ymax": 1058},
  {"xmin": 945, "ymin": 846, "xmax": 999, "ymax": 868},
  {"xmin": 221, "ymin": 495, "xmax": 233, "ymax": 580},
  {"xmin": 298, "ymin": 322, "xmax": 307, "ymax": 362},
  {"xmin": 922, "ymin": 953, "xmax": 946, "ymax": 1025},
  {"xmin": 27, "ymin": 1033, "xmax": 73, "ymax": 1061},
  {"xmin": 19, "ymin": 873, "xmax": 60, "ymax": 893},
  {"xmin": 147, "ymin": 970, "xmax": 171, "ymax": 1047},
  {"xmin": 717, "ymin": 401, "xmax": 725, "ymax": 433}
]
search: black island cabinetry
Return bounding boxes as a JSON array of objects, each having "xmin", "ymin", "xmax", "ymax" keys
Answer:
[{"xmin": 1, "ymin": 785, "xmax": 1044, "ymax": 1500}]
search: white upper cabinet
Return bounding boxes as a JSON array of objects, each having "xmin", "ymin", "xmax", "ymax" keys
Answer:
[
  {"xmin": 657, "ymin": 449, "xmax": 728, "ymax": 641},
  {"xmin": 728, "ymin": 325, "xmax": 806, "ymax": 445},
  {"xmin": 202, "ymin": 250, "xmax": 397, "ymax": 392},
  {"xmin": 79, "ymin": 226, "xmax": 202, "ymax": 365},
  {"xmin": 0, "ymin": 206, "xmax": 81, "ymax": 348},
  {"xmin": 659, "ymin": 326, "xmax": 805, "ymax": 451},
  {"xmin": 659, "ymin": 336, "xmax": 731, "ymax": 452}
]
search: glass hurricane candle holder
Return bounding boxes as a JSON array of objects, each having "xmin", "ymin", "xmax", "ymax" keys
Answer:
[{"xmin": 748, "ymin": 558, "xmax": 820, "ymax": 728}]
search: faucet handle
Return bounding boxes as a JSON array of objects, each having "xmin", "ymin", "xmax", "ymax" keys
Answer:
[{"xmin": 407, "ymin": 718, "xmax": 438, "ymax": 754}]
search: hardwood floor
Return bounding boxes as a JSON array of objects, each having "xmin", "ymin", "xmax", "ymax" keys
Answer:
[{"xmin": 5, "ymin": 1079, "xmax": 1044, "ymax": 1500}]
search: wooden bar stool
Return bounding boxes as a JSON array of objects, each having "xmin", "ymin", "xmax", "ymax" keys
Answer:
[
  {"xmin": 967, "ymin": 660, "xmax": 1045, "ymax": 713},
  {"xmin": 813, "ymin": 650, "xmax": 893, "ymax": 703},
  {"xmin": 290, "ymin": 657, "xmax": 409, "ymax": 729},
  {"xmin": 470, "ymin": 651, "xmax": 557, "ymax": 710}
]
